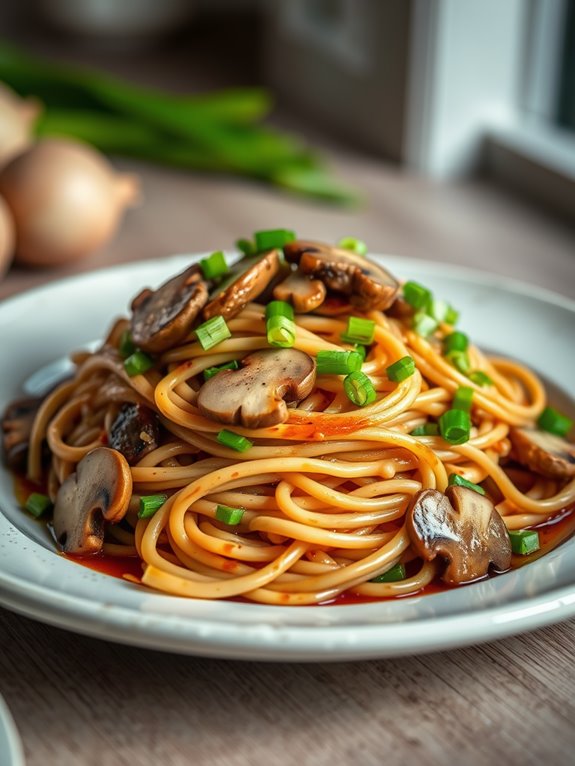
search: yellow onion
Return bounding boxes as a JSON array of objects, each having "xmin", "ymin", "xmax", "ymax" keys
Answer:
[
  {"xmin": 0, "ymin": 138, "xmax": 140, "ymax": 267},
  {"xmin": 0, "ymin": 83, "xmax": 41, "ymax": 169},
  {"xmin": 0, "ymin": 194, "xmax": 15, "ymax": 279}
]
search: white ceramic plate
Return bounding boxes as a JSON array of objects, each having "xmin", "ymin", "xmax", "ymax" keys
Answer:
[
  {"xmin": 1, "ymin": 254, "xmax": 575, "ymax": 662},
  {"xmin": 0, "ymin": 695, "xmax": 25, "ymax": 766}
]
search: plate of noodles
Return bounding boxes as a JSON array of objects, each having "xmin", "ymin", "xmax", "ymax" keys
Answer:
[{"xmin": 1, "ymin": 234, "xmax": 574, "ymax": 661}]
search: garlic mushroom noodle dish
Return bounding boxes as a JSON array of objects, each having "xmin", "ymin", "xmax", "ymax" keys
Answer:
[{"xmin": 3, "ymin": 231, "xmax": 575, "ymax": 606}]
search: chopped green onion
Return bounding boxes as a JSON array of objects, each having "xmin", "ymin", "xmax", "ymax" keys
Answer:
[
  {"xmin": 118, "ymin": 329, "xmax": 136, "ymax": 358},
  {"xmin": 254, "ymin": 228, "xmax": 296, "ymax": 251},
  {"xmin": 138, "ymin": 494, "xmax": 168, "ymax": 519},
  {"xmin": 448, "ymin": 473, "xmax": 486, "ymax": 495},
  {"xmin": 124, "ymin": 350, "xmax": 154, "ymax": 377},
  {"xmin": 537, "ymin": 406, "xmax": 573, "ymax": 438},
  {"xmin": 452, "ymin": 386, "xmax": 474, "ymax": 412},
  {"xmin": 428, "ymin": 298, "xmax": 449, "ymax": 323},
  {"xmin": 444, "ymin": 305, "xmax": 459, "ymax": 325},
  {"xmin": 469, "ymin": 370, "xmax": 493, "ymax": 387},
  {"xmin": 200, "ymin": 250, "xmax": 228, "ymax": 280},
  {"xmin": 236, "ymin": 238, "xmax": 256, "ymax": 257},
  {"xmin": 25, "ymin": 492, "xmax": 52, "ymax": 518},
  {"xmin": 196, "ymin": 316, "xmax": 231, "ymax": 350},
  {"xmin": 410, "ymin": 423, "xmax": 440, "ymax": 436},
  {"xmin": 337, "ymin": 236, "xmax": 367, "ymax": 256},
  {"xmin": 370, "ymin": 563, "xmax": 406, "ymax": 583},
  {"xmin": 446, "ymin": 350, "xmax": 471, "ymax": 375},
  {"xmin": 265, "ymin": 300, "xmax": 295, "ymax": 321},
  {"xmin": 316, "ymin": 350, "xmax": 363, "ymax": 375},
  {"xmin": 509, "ymin": 529, "xmax": 540, "ymax": 555},
  {"xmin": 439, "ymin": 409, "xmax": 471, "ymax": 444},
  {"xmin": 203, "ymin": 360, "xmax": 240, "ymax": 380},
  {"xmin": 215, "ymin": 504, "xmax": 245, "ymax": 525},
  {"xmin": 216, "ymin": 429, "xmax": 253, "ymax": 452},
  {"xmin": 343, "ymin": 371, "xmax": 377, "ymax": 407},
  {"xmin": 403, "ymin": 281, "xmax": 431, "ymax": 310},
  {"xmin": 352, "ymin": 344, "xmax": 367, "ymax": 362},
  {"xmin": 413, "ymin": 312, "xmax": 438, "ymax": 337},
  {"xmin": 267, "ymin": 316, "xmax": 296, "ymax": 347},
  {"xmin": 340, "ymin": 316, "xmax": 375, "ymax": 345},
  {"xmin": 444, "ymin": 331, "xmax": 469, "ymax": 353},
  {"xmin": 386, "ymin": 356, "xmax": 416, "ymax": 383}
]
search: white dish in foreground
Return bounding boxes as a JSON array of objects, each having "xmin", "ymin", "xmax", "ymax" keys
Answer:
[
  {"xmin": 0, "ymin": 695, "xmax": 25, "ymax": 766},
  {"xmin": 1, "ymin": 254, "xmax": 574, "ymax": 661}
]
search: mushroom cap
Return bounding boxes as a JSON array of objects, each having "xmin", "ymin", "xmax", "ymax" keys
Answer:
[
  {"xmin": 53, "ymin": 447, "xmax": 132, "ymax": 555},
  {"xmin": 108, "ymin": 403, "xmax": 160, "ymax": 465},
  {"xmin": 283, "ymin": 240, "xmax": 399, "ymax": 311},
  {"xmin": 197, "ymin": 348, "xmax": 316, "ymax": 429},
  {"xmin": 406, "ymin": 486, "xmax": 512, "ymax": 584},
  {"xmin": 203, "ymin": 250, "xmax": 281, "ymax": 321},
  {"xmin": 509, "ymin": 427, "xmax": 575, "ymax": 480},
  {"xmin": 273, "ymin": 270, "xmax": 326, "ymax": 313},
  {"xmin": 130, "ymin": 264, "xmax": 208, "ymax": 353},
  {"xmin": 1, "ymin": 396, "xmax": 41, "ymax": 470}
]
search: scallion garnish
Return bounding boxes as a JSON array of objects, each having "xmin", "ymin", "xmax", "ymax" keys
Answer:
[
  {"xmin": 537, "ymin": 406, "xmax": 573, "ymax": 438},
  {"xmin": 124, "ymin": 350, "xmax": 154, "ymax": 377},
  {"xmin": 118, "ymin": 329, "xmax": 136, "ymax": 358},
  {"xmin": 386, "ymin": 356, "xmax": 416, "ymax": 383},
  {"xmin": 444, "ymin": 331, "xmax": 469, "ymax": 353},
  {"xmin": 446, "ymin": 350, "xmax": 471, "ymax": 375},
  {"xmin": 25, "ymin": 492, "xmax": 52, "ymax": 518},
  {"xmin": 343, "ymin": 371, "xmax": 377, "ymax": 407},
  {"xmin": 370, "ymin": 563, "xmax": 406, "ymax": 583},
  {"xmin": 200, "ymin": 250, "xmax": 228, "ymax": 280},
  {"xmin": 439, "ymin": 408, "xmax": 471, "ymax": 444},
  {"xmin": 469, "ymin": 370, "xmax": 493, "ymax": 387},
  {"xmin": 340, "ymin": 316, "xmax": 375, "ymax": 345},
  {"xmin": 266, "ymin": 300, "xmax": 296, "ymax": 348},
  {"xmin": 216, "ymin": 429, "xmax": 253, "ymax": 452},
  {"xmin": 444, "ymin": 305, "xmax": 459, "ymax": 325},
  {"xmin": 509, "ymin": 529, "xmax": 540, "ymax": 555},
  {"xmin": 413, "ymin": 312, "xmax": 438, "ymax": 338},
  {"xmin": 235, "ymin": 238, "xmax": 256, "ymax": 257},
  {"xmin": 448, "ymin": 473, "xmax": 485, "ymax": 495},
  {"xmin": 410, "ymin": 423, "xmax": 440, "ymax": 436},
  {"xmin": 403, "ymin": 281, "xmax": 431, "ymax": 310},
  {"xmin": 316, "ymin": 350, "xmax": 363, "ymax": 376},
  {"xmin": 203, "ymin": 360, "xmax": 240, "ymax": 380},
  {"xmin": 352, "ymin": 344, "xmax": 367, "ymax": 362},
  {"xmin": 215, "ymin": 504, "xmax": 245, "ymax": 525},
  {"xmin": 138, "ymin": 494, "xmax": 168, "ymax": 519},
  {"xmin": 254, "ymin": 228, "xmax": 296, "ymax": 251},
  {"xmin": 337, "ymin": 236, "xmax": 367, "ymax": 256},
  {"xmin": 428, "ymin": 298, "xmax": 450, "ymax": 323},
  {"xmin": 452, "ymin": 386, "xmax": 474, "ymax": 412},
  {"xmin": 196, "ymin": 316, "xmax": 231, "ymax": 350}
]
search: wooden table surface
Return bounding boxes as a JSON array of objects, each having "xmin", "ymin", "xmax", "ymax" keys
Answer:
[{"xmin": 1, "ymin": 149, "xmax": 575, "ymax": 766}]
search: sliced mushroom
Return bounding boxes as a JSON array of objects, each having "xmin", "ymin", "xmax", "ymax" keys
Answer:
[
  {"xmin": 130, "ymin": 264, "xmax": 208, "ymax": 353},
  {"xmin": 406, "ymin": 486, "xmax": 512, "ymax": 584},
  {"xmin": 203, "ymin": 250, "xmax": 281, "ymax": 321},
  {"xmin": 283, "ymin": 240, "xmax": 399, "ymax": 311},
  {"xmin": 53, "ymin": 447, "xmax": 132, "ymax": 555},
  {"xmin": 273, "ymin": 270, "xmax": 326, "ymax": 313},
  {"xmin": 1, "ymin": 396, "xmax": 42, "ymax": 470},
  {"xmin": 197, "ymin": 348, "xmax": 316, "ymax": 429},
  {"xmin": 509, "ymin": 427, "xmax": 575, "ymax": 480},
  {"xmin": 108, "ymin": 403, "xmax": 160, "ymax": 465}
]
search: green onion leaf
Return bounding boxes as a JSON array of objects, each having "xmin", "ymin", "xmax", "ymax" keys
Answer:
[
  {"xmin": 444, "ymin": 305, "xmax": 459, "ymax": 325},
  {"xmin": 337, "ymin": 237, "xmax": 367, "ymax": 256},
  {"xmin": 216, "ymin": 429, "xmax": 253, "ymax": 452},
  {"xmin": 446, "ymin": 350, "xmax": 471, "ymax": 375},
  {"xmin": 203, "ymin": 360, "xmax": 240, "ymax": 380},
  {"xmin": 265, "ymin": 300, "xmax": 295, "ymax": 321},
  {"xmin": 370, "ymin": 563, "xmax": 406, "ymax": 583},
  {"xmin": 316, "ymin": 350, "xmax": 363, "ymax": 376},
  {"xmin": 444, "ymin": 331, "xmax": 469, "ymax": 353},
  {"xmin": 439, "ymin": 409, "xmax": 471, "ymax": 444},
  {"xmin": 200, "ymin": 251, "xmax": 228, "ymax": 280},
  {"xmin": 509, "ymin": 529, "xmax": 540, "ymax": 555},
  {"xmin": 386, "ymin": 356, "xmax": 416, "ymax": 383},
  {"xmin": 118, "ymin": 329, "xmax": 136, "ymax": 358},
  {"xmin": 537, "ymin": 406, "xmax": 573, "ymax": 438},
  {"xmin": 124, "ymin": 350, "xmax": 154, "ymax": 377},
  {"xmin": 413, "ymin": 312, "xmax": 438, "ymax": 338},
  {"xmin": 428, "ymin": 298, "xmax": 450, "ymax": 323},
  {"xmin": 267, "ymin": 316, "xmax": 296, "ymax": 347},
  {"xmin": 343, "ymin": 371, "xmax": 377, "ymax": 407},
  {"xmin": 215, "ymin": 504, "xmax": 245, "ymax": 525},
  {"xmin": 352, "ymin": 344, "xmax": 367, "ymax": 362},
  {"xmin": 340, "ymin": 316, "xmax": 375, "ymax": 345},
  {"xmin": 25, "ymin": 492, "xmax": 52, "ymax": 518},
  {"xmin": 452, "ymin": 386, "xmax": 474, "ymax": 412},
  {"xmin": 138, "ymin": 494, "xmax": 168, "ymax": 519},
  {"xmin": 403, "ymin": 281, "xmax": 431, "ymax": 310},
  {"xmin": 236, "ymin": 238, "xmax": 256, "ymax": 257},
  {"xmin": 254, "ymin": 229, "xmax": 296, "ymax": 251},
  {"xmin": 196, "ymin": 316, "xmax": 231, "ymax": 350},
  {"xmin": 448, "ymin": 473, "xmax": 486, "ymax": 495},
  {"xmin": 410, "ymin": 423, "xmax": 440, "ymax": 436},
  {"xmin": 469, "ymin": 371, "xmax": 493, "ymax": 387}
]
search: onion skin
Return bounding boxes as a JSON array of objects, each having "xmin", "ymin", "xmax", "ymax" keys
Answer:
[
  {"xmin": 0, "ymin": 84, "xmax": 40, "ymax": 169},
  {"xmin": 0, "ymin": 194, "xmax": 15, "ymax": 280},
  {"xmin": 0, "ymin": 138, "xmax": 140, "ymax": 267}
]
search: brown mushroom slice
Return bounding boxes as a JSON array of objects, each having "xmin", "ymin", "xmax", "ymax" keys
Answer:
[
  {"xmin": 197, "ymin": 348, "xmax": 316, "ymax": 429},
  {"xmin": 203, "ymin": 250, "xmax": 281, "ymax": 321},
  {"xmin": 53, "ymin": 447, "xmax": 132, "ymax": 555},
  {"xmin": 283, "ymin": 240, "xmax": 399, "ymax": 311},
  {"xmin": 509, "ymin": 427, "xmax": 575, "ymax": 480},
  {"xmin": 1, "ymin": 396, "xmax": 42, "ymax": 470},
  {"xmin": 108, "ymin": 403, "xmax": 160, "ymax": 465},
  {"xmin": 406, "ymin": 486, "xmax": 511, "ymax": 585},
  {"xmin": 130, "ymin": 264, "xmax": 208, "ymax": 353},
  {"xmin": 273, "ymin": 270, "xmax": 326, "ymax": 313}
]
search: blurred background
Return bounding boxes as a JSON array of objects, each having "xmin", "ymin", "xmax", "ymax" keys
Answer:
[{"xmin": 0, "ymin": 0, "xmax": 574, "ymax": 299}]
